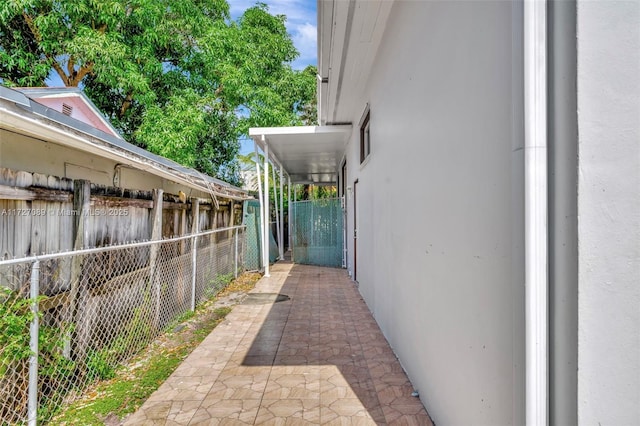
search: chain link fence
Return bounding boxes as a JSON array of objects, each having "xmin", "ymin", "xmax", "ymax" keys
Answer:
[
  {"xmin": 291, "ymin": 198, "xmax": 343, "ymax": 268},
  {"xmin": 0, "ymin": 225, "xmax": 245, "ymax": 425}
]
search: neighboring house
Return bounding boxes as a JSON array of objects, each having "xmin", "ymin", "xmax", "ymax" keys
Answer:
[
  {"xmin": 0, "ymin": 85, "xmax": 248, "ymax": 257},
  {"xmin": 250, "ymin": 1, "xmax": 639, "ymax": 425},
  {"xmin": 1, "ymin": 86, "xmax": 244, "ymax": 198},
  {"xmin": 15, "ymin": 87, "xmax": 122, "ymax": 138}
]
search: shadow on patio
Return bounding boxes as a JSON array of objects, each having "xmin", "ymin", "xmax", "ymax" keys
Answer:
[{"xmin": 125, "ymin": 260, "xmax": 433, "ymax": 425}]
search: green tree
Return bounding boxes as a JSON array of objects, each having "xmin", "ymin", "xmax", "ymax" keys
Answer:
[{"xmin": 0, "ymin": 1, "xmax": 316, "ymax": 185}]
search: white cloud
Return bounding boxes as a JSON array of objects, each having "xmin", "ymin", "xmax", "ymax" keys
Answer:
[
  {"xmin": 228, "ymin": 0, "xmax": 256, "ymax": 17},
  {"xmin": 260, "ymin": 0, "xmax": 316, "ymax": 23},
  {"xmin": 291, "ymin": 22, "xmax": 317, "ymax": 69}
]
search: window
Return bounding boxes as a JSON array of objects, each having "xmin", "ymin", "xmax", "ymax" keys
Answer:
[{"xmin": 359, "ymin": 108, "xmax": 370, "ymax": 164}]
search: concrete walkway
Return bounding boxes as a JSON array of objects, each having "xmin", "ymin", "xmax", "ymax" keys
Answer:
[{"xmin": 125, "ymin": 261, "xmax": 433, "ymax": 425}]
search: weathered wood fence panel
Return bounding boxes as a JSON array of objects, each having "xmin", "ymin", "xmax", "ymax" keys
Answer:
[{"xmin": 0, "ymin": 167, "xmax": 236, "ymax": 261}]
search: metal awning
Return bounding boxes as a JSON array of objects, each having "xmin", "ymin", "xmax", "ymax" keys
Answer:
[
  {"xmin": 249, "ymin": 125, "xmax": 352, "ymax": 184},
  {"xmin": 247, "ymin": 125, "xmax": 351, "ymax": 278}
]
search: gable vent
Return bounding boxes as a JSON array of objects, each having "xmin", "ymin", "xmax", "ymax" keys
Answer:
[{"xmin": 62, "ymin": 103, "xmax": 73, "ymax": 116}]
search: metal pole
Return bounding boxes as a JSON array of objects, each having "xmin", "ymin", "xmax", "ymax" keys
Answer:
[
  {"xmin": 234, "ymin": 227, "xmax": 239, "ymax": 278},
  {"xmin": 279, "ymin": 166, "xmax": 284, "ymax": 259},
  {"xmin": 28, "ymin": 260, "xmax": 40, "ymax": 426},
  {"xmin": 263, "ymin": 138, "xmax": 270, "ymax": 277},
  {"xmin": 292, "ymin": 184, "xmax": 296, "ymax": 263},
  {"xmin": 191, "ymin": 235, "xmax": 197, "ymax": 311},
  {"xmin": 287, "ymin": 176, "xmax": 291, "ymax": 253},
  {"xmin": 254, "ymin": 141, "xmax": 265, "ymax": 271},
  {"xmin": 272, "ymin": 165, "xmax": 280, "ymax": 259}
]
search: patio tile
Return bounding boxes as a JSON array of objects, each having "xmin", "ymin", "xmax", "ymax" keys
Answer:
[
  {"xmin": 254, "ymin": 399, "xmax": 320, "ymax": 423},
  {"xmin": 126, "ymin": 260, "xmax": 432, "ymax": 425}
]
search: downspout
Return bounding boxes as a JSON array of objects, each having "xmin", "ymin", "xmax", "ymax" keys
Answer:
[
  {"xmin": 524, "ymin": 1, "xmax": 549, "ymax": 425},
  {"xmin": 263, "ymin": 136, "xmax": 270, "ymax": 277}
]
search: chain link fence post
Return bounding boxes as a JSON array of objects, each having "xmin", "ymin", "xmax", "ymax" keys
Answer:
[
  {"xmin": 27, "ymin": 260, "xmax": 40, "ymax": 426},
  {"xmin": 234, "ymin": 227, "xmax": 239, "ymax": 279},
  {"xmin": 191, "ymin": 234, "xmax": 198, "ymax": 311}
]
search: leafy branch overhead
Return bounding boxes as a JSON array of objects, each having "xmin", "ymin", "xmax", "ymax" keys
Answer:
[{"xmin": 0, "ymin": 0, "xmax": 317, "ymax": 186}]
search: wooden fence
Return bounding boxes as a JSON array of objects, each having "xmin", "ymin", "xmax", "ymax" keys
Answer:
[
  {"xmin": 0, "ymin": 165, "xmax": 246, "ymax": 423},
  {"xmin": 0, "ymin": 166, "xmax": 242, "ymax": 263}
]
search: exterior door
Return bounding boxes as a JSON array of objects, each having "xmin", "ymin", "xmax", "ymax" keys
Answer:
[{"xmin": 353, "ymin": 179, "xmax": 358, "ymax": 281}]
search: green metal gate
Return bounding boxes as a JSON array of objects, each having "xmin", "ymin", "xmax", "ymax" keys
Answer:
[
  {"xmin": 242, "ymin": 199, "xmax": 279, "ymax": 271},
  {"xmin": 291, "ymin": 198, "xmax": 344, "ymax": 268}
]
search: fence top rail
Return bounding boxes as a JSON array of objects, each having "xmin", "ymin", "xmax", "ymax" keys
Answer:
[
  {"xmin": 291, "ymin": 197, "xmax": 342, "ymax": 204},
  {"xmin": 0, "ymin": 225, "xmax": 246, "ymax": 266}
]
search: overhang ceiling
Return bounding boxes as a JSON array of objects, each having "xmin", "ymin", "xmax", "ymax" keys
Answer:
[{"xmin": 249, "ymin": 125, "xmax": 352, "ymax": 184}]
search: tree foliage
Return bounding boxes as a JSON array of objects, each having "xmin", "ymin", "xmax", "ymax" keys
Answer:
[{"xmin": 0, "ymin": 0, "xmax": 316, "ymax": 185}]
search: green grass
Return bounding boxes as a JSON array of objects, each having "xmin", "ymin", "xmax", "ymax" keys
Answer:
[
  {"xmin": 46, "ymin": 270, "xmax": 262, "ymax": 426},
  {"xmin": 49, "ymin": 306, "xmax": 233, "ymax": 425}
]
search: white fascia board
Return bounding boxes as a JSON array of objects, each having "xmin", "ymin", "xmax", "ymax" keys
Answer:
[
  {"xmin": 249, "ymin": 125, "xmax": 352, "ymax": 136},
  {"xmin": 317, "ymin": 0, "xmax": 335, "ymax": 124},
  {"xmin": 76, "ymin": 94, "xmax": 124, "ymax": 139},
  {"xmin": 248, "ymin": 132, "xmax": 283, "ymax": 171},
  {"xmin": 325, "ymin": 0, "xmax": 352, "ymax": 124},
  {"xmin": 249, "ymin": 126, "xmax": 352, "ymax": 166},
  {"xmin": 317, "ymin": 0, "xmax": 334, "ymax": 79}
]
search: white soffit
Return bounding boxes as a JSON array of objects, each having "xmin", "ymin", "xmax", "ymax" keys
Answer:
[
  {"xmin": 318, "ymin": 0, "xmax": 394, "ymax": 125},
  {"xmin": 249, "ymin": 125, "xmax": 352, "ymax": 184}
]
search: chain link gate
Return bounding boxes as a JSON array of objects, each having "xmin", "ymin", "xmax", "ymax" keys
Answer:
[
  {"xmin": 291, "ymin": 198, "xmax": 344, "ymax": 268},
  {"xmin": 242, "ymin": 199, "xmax": 280, "ymax": 271}
]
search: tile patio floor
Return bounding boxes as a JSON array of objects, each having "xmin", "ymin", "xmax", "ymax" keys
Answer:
[{"xmin": 124, "ymin": 260, "xmax": 433, "ymax": 425}]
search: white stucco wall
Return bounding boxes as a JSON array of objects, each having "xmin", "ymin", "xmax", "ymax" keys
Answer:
[
  {"xmin": 576, "ymin": 2, "xmax": 640, "ymax": 424},
  {"xmin": 342, "ymin": 2, "xmax": 525, "ymax": 424}
]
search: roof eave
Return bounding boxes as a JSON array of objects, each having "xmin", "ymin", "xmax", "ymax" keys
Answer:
[{"xmin": 0, "ymin": 91, "xmax": 248, "ymax": 200}]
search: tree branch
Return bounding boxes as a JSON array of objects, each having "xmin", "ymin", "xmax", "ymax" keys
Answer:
[
  {"xmin": 119, "ymin": 91, "xmax": 134, "ymax": 118},
  {"xmin": 67, "ymin": 56, "xmax": 75, "ymax": 78},
  {"xmin": 69, "ymin": 63, "xmax": 94, "ymax": 86},
  {"xmin": 22, "ymin": 12, "xmax": 41, "ymax": 42}
]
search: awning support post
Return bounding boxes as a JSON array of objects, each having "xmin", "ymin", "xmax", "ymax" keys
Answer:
[
  {"xmin": 254, "ymin": 141, "xmax": 265, "ymax": 272},
  {"xmin": 279, "ymin": 166, "xmax": 284, "ymax": 259},
  {"xmin": 263, "ymin": 137, "xmax": 270, "ymax": 277},
  {"xmin": 287, "ymin": 176, "xmax": 291, "ymax": 252},
  {"xmin": 272, "ymin": 164, "xmax": 281, "ymax": 260}
]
